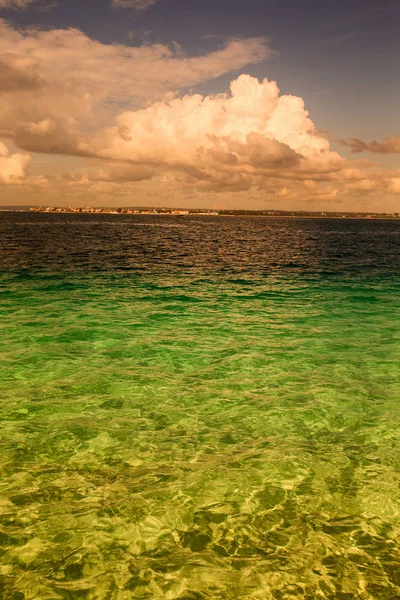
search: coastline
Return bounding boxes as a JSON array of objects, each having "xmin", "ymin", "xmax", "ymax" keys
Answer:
[{"xmin": 2, "ymin": 208, "xmax": 400, "ymax": 221}]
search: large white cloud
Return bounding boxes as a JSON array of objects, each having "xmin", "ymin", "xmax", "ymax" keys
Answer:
[
  {"xmin": 0, "ymin": 18, "xmax": 271, "ymax": 181},
  {"xmin": 0, "ymin": 18, "xmax": 271, "ymax": 191},
  {"xmin": 86, "ymin": 74, "xmax": 344, "ymax": 191}
]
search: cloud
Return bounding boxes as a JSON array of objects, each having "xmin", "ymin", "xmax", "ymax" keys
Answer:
[
  {"xmin": 0, "ymin": 56, "xmax": 43, "ymax": 92},
  {"xmin": 85, "ymin": 74, "xmax": 344, "ymax": 191},
  {"xmin": 388, "ymin": 178, "xmax": 400, "ymax": 194},
  {"xmin": 110, "ymin": 0, "xmax": 159, "ymax": 11},
  {"xmin": 0, "ymin": 20, "xmax": 398, "ymax": 210},
  {"xmin": 0, "ymin": 141, "xmax": 30, "ymax": 183},
  {"xmin": 342, "ymin": 136, "xmax": 400, "ymax": 154},
  {"xmin": 0, "ymin": 19, "xmax": 270, "ymax": 149},
  {"xmin": 0, "ymin": 0, "xmax": 55, "ymax": 9},
  {"xmin": 0, "ymin": 0, "xmax": 33, "ymax": 9},
  {"xmin": 65, "ymin": 162, "xmax": 157, "ymax": 183}
]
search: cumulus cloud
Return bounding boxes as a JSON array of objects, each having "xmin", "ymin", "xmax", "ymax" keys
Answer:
[
  {"xmin": 342, "ymin": 136, "xmax": 400, "ymax": 154},
  {"xmin": 0, "ymin": 141, "xmax": 30, "ymax": 183},
  {"xmin": 87, "ymin": 74, "xmax": 344, "ymax": 191},
  {"xmin": 110, "ymin": 0, "xmax": 159, "ymax": 11}
]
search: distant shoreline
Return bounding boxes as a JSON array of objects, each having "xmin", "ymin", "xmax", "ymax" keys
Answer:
[{"xmin": 1, "ymin": 208, "xmax": 400, "ymax": 221}]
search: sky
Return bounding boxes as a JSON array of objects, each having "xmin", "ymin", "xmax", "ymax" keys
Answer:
[{"xmin": 0, "ymin": 0, "xmax": 399, "ymax": 211}]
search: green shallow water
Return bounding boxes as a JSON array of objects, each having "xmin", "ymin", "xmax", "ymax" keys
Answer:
[{"xmin": 1, "ymin": 272, "xmax": 400, "ymax": 599}]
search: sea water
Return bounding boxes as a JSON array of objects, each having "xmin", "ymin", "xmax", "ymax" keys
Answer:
[{"xmin": 1, "ymin": 213, "xmax": 400, "ymax": 599}]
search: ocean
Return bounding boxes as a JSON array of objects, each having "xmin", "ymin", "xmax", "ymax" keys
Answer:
[{"xmin": 1, "ymin": 212, "xmax": 400, "ymax": 599}]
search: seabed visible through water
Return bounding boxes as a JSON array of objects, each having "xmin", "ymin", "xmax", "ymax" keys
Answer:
[{"xmin": 1, "ymin": 213, "xmax": 400, "ymax": 599}]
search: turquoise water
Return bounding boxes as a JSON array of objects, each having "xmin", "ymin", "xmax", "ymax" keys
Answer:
[{"xmin": 1, "ymin": 215, "xmax": 400, "ymax": 599}]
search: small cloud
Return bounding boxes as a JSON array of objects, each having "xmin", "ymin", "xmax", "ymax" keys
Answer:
[
  {"xmin": 110, "ymin": 0, "xmax": 159, "ymax": 12},
  {"xmin": 341, "ymin": 136, "xmax": 400, "ymax": 154},
  {"xmin": 0, "ymin": 0, "xmax": 56, "ymax": 9},
  {"xmin": 0, "ymin": 0, "xmax": 33, "ymax": 9},
  {"xmin": 0, "ymin": 141, "xmax": 30, "ymax": 184}
]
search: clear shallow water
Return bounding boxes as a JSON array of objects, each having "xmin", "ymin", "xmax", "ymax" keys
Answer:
[{"xmin": 1, "ymin": 214, "xmax": 400, "ymax": 599}]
